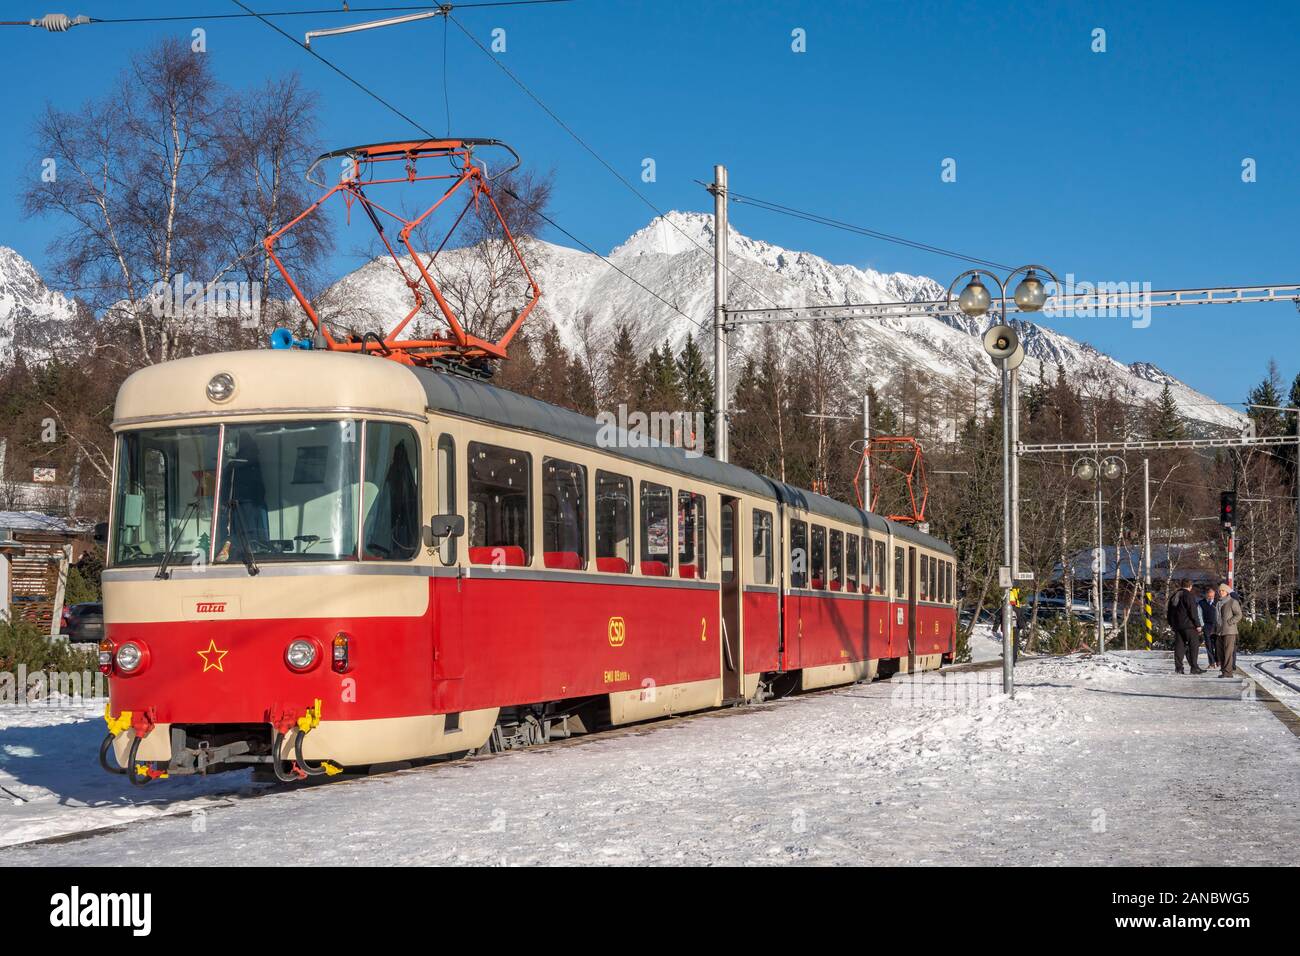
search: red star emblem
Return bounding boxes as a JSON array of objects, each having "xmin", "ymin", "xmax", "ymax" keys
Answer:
[{"xmin": 197, "ymin": 639, "xmax": 229, "ymax": 673}]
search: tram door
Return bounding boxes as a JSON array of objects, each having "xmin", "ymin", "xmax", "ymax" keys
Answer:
[
  {"xmin": 720, "ymin": 497, "xmax": 743, "ymax": 701},
  {"xmin": 907, "ymin": 546, "xmax": 918, "ymax": 673}
]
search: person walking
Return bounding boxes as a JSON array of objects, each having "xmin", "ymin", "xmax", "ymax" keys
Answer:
[
  {"xmin": 1166, "ymin": 579, "xmax": 1204, "ymax": 674},
  {"xmin": 1198, "ymin": 585, "xmax": 1219, "ymax": 669},
  {"xmin": 1215, "ymin": 583, "xmax": 1243, "ymax": 678}
]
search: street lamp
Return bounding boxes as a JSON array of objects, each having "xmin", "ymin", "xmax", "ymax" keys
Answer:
[
  {"xmin": 1072, "ymin": 455, "xmax": 1126, "ymax": 652},
  {"xmin": 947, "ymin": 264, "xmax": 1060, "ymax": 697}
]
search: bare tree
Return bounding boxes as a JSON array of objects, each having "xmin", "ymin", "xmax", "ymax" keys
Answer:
[{"xmin": 25, "ymin": 39, "xmax": 226, "ymax": 365}]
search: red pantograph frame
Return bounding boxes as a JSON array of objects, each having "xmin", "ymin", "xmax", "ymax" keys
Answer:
[
  {"xmin": 264, "ymin": 139, "xmax": 541, "ymax": 366},
  {"xmin": 854, "ymin": 435, "xmax": 930, "ymax": 524}
]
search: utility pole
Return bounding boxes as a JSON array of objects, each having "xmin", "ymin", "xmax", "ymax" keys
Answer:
[
  {"xmin": 862, "ymin": 391, "xmax": 871, "ymax": 510},
  {"xmin": 710, "ymin": 164, "xmax": 729, "ymax": 463}
]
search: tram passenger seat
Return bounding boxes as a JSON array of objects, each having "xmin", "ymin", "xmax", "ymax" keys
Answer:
[
  {"xmin": 596, "ymin": 556, "xmax": 630, "ymax": 573},
  {"xmin": 468, "ymin": 545, "xmax": 527, "ymax": 566},
  {"xmin": 641, "ymin": 560, "xmax": 669, "ymax": 577},
  {"xmin": 810, "ymin": 577, "xmax": 824, "ymax": 590},
  {"xmin": 544, "ymin": 550, "xmax": 582, "ymax": 570},
  {"xmin": 829, "ymin": 580, "xmax": 842, "ymax": 592},
  {"xmin": 679, "ymin": 563, "xmax": 696, "ymax": 579}
]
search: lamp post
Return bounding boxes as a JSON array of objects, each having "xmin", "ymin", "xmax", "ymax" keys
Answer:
[
  {"xmin": 1072, "ymin": 455, "xmax": 1125, "ymax": 652},
  {"xmin": 946, "ymin": 265, "xmax": 1058, "ymax": 697}
]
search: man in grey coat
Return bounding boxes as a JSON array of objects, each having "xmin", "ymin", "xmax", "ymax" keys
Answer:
[{"xmin": 1215, "ymin": 583, "xmax": 1243, "ymax": 678}]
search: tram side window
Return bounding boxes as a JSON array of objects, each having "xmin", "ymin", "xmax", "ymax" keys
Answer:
[
  {"xmin": 679, "ymin": 491, "xmax": 706, "ymax": 579},
  {"xmin": 467, "ymin": 442, "xmax": 531, "ymax": 566},
  {"xmin": 894, "ymin": 545, "xmax": 905, "ymax": 598},
  {"xmin": 949, "ymin": 563, "xmax": 956, "ymax": 604},
  {"xmin": 861, "ymin": 536, "xmax": 872, "ymax": 594},
  {"xmin": 542, "ymin": 457, "xmax": 587, "ymax": 570},
  {"xmin": 594, "ymin": 470, "xmax": 632, "ymax": 573},
  {"xmin": 811, "ymin": 525, "xmax": 827, "ymax": 590},
  {"xmin": 436, "ymin": 435, "xmax": 456, "ymax": 565},
  {"xmin": 846, "ymin": 534, "xmax": 859, "ymax": 592},
  {"xmin": 929, "ymin": 556, "xmax": 938, "ymax": 602},
  {"xmin": 790, "ymin": 519, "xmax": 808, "ymax": 589},
  {"xmin": 362, "ymin": 422, "xmax": 421, "ymax": 561},
  {"xmin": 753, "ymin": 510, "xmax": 774, "ymax": 585},
  {"xmin": 920, "ymin": 554, "xmax": 929, "ymax": 600},
  {"xmin": 874, "ymin": 540, "xmax": 886, "ymax": 593},
  {"xmin": 639, "ymin": 481, "xmax": 672, "ymax": 576},
  {"xmin": 829, "ymin": 530, "xmax": 844, "ymax": 591}
]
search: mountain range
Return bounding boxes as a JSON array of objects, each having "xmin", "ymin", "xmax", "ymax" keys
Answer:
[
  {"xmin": 316, "ymin": 210, "xmax": 1243, "ymax": 428},
  {"xmin": 0, "ymin": 217, "xmax": 1243, "ymax": 429}
]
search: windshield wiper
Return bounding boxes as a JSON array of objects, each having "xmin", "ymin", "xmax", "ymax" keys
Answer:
[
  {"xmin": 155, "ymin": 499, "xmax": 200, "ymax": 580},
  {"xmin": 228, "ymin": 498, "xmax": 260, "ymax": 577}
]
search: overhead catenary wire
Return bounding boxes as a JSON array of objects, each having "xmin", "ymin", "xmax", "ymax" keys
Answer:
[
  {"xmin": 720, "ymin": 187, "xmax": 1018, "ymax": 273},
  {"xmin": 4, "ymin": 2, "xmax": 573, "ymax": 28}
]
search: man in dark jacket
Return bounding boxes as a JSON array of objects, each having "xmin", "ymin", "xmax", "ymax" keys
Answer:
[
  {"xmin": 1166, "ymin": 580, "xmax": 1204, "ymax": 674},
  {"xmin": 1198, "ymin": 585, "xmax": 1219, "ymax": 669}
]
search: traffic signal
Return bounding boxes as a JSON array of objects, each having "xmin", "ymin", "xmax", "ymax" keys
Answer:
[{"xmin": 1220, "ymin": 490, "xmax": 1237, "ymax": 528}]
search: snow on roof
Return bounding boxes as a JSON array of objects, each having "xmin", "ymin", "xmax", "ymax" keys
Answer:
[{"xmin": 0, "ymin": 511, "xmax": 94, "ymax": 535}]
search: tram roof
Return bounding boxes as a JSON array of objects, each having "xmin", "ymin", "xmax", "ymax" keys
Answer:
[
  {"xmin": 416, "ymin": 367, "xmax": 954, "ymax": 555},
  {"xmin": 415, "ymin": 366, "xmax": 775, "ymax": 499}
]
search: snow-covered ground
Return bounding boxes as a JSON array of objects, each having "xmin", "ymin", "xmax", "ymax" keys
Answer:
[
  {"xmin": 967, "ymin": 622, "xmax": 1004, "ymax": 663},
  {"xmin": 0, "ymin": 701, "xmax": 263, "ymax": 849},
  {"xmin": 1, "ymin": 652, "xmax": 1296, "ymax": 866}
]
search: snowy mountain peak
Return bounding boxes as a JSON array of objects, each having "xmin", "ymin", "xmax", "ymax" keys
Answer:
[
  {"xmin": 0, "ymin": 246, "xmax": 81, "ymax": 363},
  {"xmin": 610, "ymin": 211, "xmax": 715, "ymax": 258}
]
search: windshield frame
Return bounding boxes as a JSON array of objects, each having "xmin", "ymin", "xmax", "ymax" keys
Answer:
[{"xmin": 108, "ymin": 416, "xmax": 423, "ymax": 571}]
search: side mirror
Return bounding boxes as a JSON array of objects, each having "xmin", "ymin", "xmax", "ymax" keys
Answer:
[{"xmin": 428, "ymin": 514, "xmax": 465, "ymax": 539}]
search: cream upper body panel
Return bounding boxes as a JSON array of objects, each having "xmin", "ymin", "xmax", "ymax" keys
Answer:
[{"xmin": 113, "ymin": 349, "xmax": 429, "ymax": 427}]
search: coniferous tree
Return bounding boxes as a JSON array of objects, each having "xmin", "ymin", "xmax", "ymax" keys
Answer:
[
  {"xmin": 1145, "ymin": 383, "xmax": 1186, "ymax": 441},
  {"xmin": 601, "ymin": 323, "xmax": 641, "ymax": 414},
  {"xmin": 675, "ymin": 333, "xmax": 715, "ymax": 452},
  {"xmin": 565, "ymin": 354, "xmax": 598, "ymax": 417},
  {"xmin": 1246, "ymin": 360, "xmax": 1286, "ymax": 436}
]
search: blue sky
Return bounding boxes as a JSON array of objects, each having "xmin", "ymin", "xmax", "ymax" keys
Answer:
[{"xmin": 1, "ymin": 0, "xmax": 1296, "ymax": 406}]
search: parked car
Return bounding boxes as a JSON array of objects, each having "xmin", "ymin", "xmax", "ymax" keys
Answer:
[{"xmin": 62, "ymin": 602, "xmax": 104, "ymax": 643}]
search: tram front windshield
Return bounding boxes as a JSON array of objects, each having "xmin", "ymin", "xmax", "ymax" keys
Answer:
[{"xmin": 111, "ymin": 420, "xmax": 370, "ymax": 567}]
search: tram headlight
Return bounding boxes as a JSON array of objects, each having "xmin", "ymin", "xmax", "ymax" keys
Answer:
[
  {"xmin": 285, "ymin": 638, "xmax": 319, "ymax": 672},
  {"xmin": 206, "ymin": 372, "xmax": 236, "ymax": 403},
  {"xmin": 115, "ymin": 641, "xmax": 143, "ymax": 674}
]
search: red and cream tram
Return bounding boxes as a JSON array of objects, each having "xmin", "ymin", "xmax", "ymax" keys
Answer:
[{"xmin": 100, "ymin": 348, "xmax": 957, "ymax": 782}]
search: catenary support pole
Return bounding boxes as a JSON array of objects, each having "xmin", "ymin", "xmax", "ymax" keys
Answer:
[
  {"xmin": 711, "ymin": 164, "xmax": 729, "ymax": 463},
  {"xmin": 863, "ymin": 391, "xmax": 871, "ymax": 510}
]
